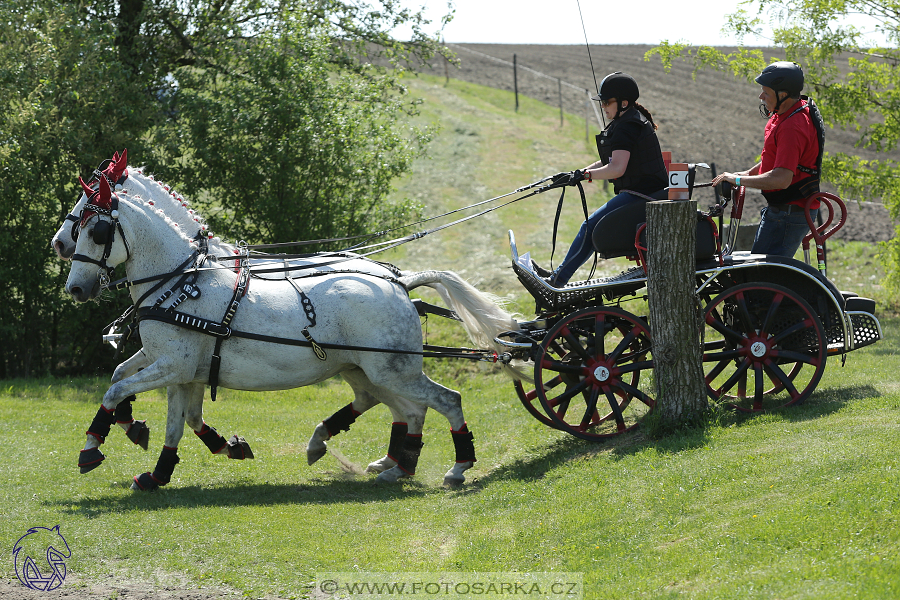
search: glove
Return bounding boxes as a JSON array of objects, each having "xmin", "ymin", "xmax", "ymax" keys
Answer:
[
  {"xmin": 550, "ymin": 172, "xmax": 570, "ymax": 184},
  {"xmin": 570, "ymin": 169, "xmax": 586, "ymax": 184}
]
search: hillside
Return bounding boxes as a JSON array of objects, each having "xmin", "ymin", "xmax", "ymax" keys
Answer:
[{"xmin": 417, "ymin": 44, "xmax": 896, "ymax": 243}]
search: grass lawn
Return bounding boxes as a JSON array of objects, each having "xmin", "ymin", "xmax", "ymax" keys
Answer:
[{"xmin": 1, "ymin": 75, "xmax": 897, "ymax": 599}]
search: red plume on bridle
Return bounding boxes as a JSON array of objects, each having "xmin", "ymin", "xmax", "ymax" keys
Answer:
[{"xmin": 79, "ymin": 175, "xmax": 115, "ymax": 227}]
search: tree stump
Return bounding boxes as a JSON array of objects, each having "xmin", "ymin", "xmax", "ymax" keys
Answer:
[{"xmin": 646, "ymin": 200, "xmax": 708, "ymax": 426}]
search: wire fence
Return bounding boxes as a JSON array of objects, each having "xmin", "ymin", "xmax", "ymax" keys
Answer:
[{"xmin": 446, "ymin": 44, "xmax": 604, "ymax": 140}]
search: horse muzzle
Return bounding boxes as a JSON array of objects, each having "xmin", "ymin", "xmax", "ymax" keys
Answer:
[{"xmin": 66, "ymin": 276, "xmax": 102, "ymax": 303}]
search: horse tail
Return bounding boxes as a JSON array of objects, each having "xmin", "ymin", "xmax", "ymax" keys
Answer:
[{"xmin": 400, "ymin": 271, "xmax": 530, "ymax": 381}]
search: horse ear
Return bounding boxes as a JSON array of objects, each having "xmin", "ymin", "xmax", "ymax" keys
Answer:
[
  {"xmin": 97, "ymin": 175, "xmax": 112, "ymax": 207},
  {"xmin": 110, "ymin": 148, "xmax": 128, "ymax": 181},
  {"xmin": 111, "ymin": 150, "xmax": 120, "ymax": 162},
  {"xmin": 79, "ymin": 177, "xmax": 94, "ymax": 198}
]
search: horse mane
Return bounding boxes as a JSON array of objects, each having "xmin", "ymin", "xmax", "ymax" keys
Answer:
[{"xmin": 124, "ymin": 168, "xmax": 236, "ymax": 254}]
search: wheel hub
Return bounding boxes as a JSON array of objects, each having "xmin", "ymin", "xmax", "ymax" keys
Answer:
[
  {"xmin": 593, "ymin": 365, "xmax": 610, "ymax": 382},
  {"xmin": 750, "ymin": 341, "xmax": 767, "ymax": 358}
]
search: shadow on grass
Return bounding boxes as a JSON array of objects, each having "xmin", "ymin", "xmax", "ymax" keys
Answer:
[
  {"xmin": 463, "ymin": 383, "xmax": 884, "ymax": 491},
  {"xmin": 51, "ymin": 477, "xmax": 437, "ymax": 516}
]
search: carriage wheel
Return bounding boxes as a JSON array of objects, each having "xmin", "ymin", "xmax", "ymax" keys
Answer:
[
  {"xmin": 533, "ymin": 306, "xmax": 655, "ymax": 441},
  {"xmin": 702, "ymin": 283, "xmax": 827, "ymax": 412},
  {"xmin": 514, "ymin": 380, "xmax": 564, "ymax": 430}
]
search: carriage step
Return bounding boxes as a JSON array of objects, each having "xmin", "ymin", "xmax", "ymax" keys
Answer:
[{"xmin": 845, "ymin": 296, "xmax": 875, "ymax": 314}]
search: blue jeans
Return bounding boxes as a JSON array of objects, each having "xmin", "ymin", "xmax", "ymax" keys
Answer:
[
  {"xmin": 552, "ymin": 190, "xmax": 665, "ymax": 285},
  {"xmin": 751, "ymin": 205, "xmax": 818, "ymax": 257}
]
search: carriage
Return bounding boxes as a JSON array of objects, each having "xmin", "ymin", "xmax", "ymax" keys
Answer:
[{"xmin": 494, "ymin": 174, "xmax": 883, "ymax": 441}]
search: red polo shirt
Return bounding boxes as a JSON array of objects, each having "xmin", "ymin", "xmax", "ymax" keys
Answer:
[{"xmin": 761, "ymin": 99, "xmax": 820, "ymax": 208}]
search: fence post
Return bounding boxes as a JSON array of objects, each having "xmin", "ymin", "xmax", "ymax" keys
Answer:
[
  {"xmin": 585, "ymin": 90, "xmax": 589, "ymax": 141},
  {"xmin": 513, "ymin": 54, "xmax": 519, "ymax": 112},
  {"xmin": 558, "ymin": 78, "xmax": 563, "ymax": 127}
]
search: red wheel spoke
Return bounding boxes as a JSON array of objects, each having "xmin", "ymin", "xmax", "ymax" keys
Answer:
[
  {"xmin": 607, "ymin": 328, "xmax": 639, "ymax": 363},
  {"xmin": 548, "ymin": 378, "xmax": 591, "ymax": 409},
  {"xmin": 763, "ymin": 361, "xmax": 800, "ymax": 400},
  {"xmin": 759, "ymin": 293, "xmax": 784, "ymax": 337},
  {"xmin": 594, "ymin": 315, "xmax": 607, "ymax": 358},
  {"xmin": 580, "ymin": 387, "xmax": 601, "ymax": 429},
  {"xmin": 562, "ymin": 330, "xmax": 594, "ymax": 365},
  {"xmin": 715, "ymin": 358, "xmax": 751, "ymax": 397}
]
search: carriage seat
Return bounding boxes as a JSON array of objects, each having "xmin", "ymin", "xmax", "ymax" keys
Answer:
[{"xmin": 591, "ymin": 200, "xmax": 718, "ymax": 261}]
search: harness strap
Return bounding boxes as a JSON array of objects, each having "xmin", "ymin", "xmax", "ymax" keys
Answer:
[
  {"xmin": 135, "ymin": 307, "xmax": 498, "ymax": 361},
  {"xmin": 549, "ymin": 180, "xmax": 589, "ymax": 272},
  {"xmin": 209, "ymin": 250, "xmax": 251, "ymax": 401}
]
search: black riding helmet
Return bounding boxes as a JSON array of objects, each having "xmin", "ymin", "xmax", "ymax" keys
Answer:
[
  {"xmin": 756, "ymin": 61, "xmax": 804, "ymax": 116},
  {"xmin": 593, "ymin": 72, "xmax": 639, "ymax": 102}
]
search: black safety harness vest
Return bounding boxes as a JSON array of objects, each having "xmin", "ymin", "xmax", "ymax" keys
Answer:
[
  {"xmin": 596, "ymin": 107, "xmax": 668, "ymax": 195},
  {"xmin": 762, "ymin": 96, "xmax": 826, "ymax": 205}
]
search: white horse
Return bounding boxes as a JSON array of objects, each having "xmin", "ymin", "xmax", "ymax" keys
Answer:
[
  {"xmin": 51, "ymin": 151, "xmax": 453, "ymax": 476},
  {"xmin": 65, "ymin": 175, "xmax": 518, "ymax": 489}
]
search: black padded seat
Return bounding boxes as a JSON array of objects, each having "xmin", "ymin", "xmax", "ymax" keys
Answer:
[
  {"xmin": 591, "ymin": 201, "xmax": 648, "ymax": 259},
  {"xmin": 591, "ymin": 199, "xmax": 719, "ymax": 261},
  {"xmin": 845, "ymin": 296, "xmax": 876, "ymax": 314}
]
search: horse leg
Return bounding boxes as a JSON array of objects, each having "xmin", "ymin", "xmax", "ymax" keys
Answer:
[
  {"xmin": 109, "ymin": 349, "xmax": 153, "ymax": 450},
  {"xmin": 371, "ymin": 369, "xmax": 475, "ymax": 486},
  {"xmin": 306, "ymin": 369, "xmax": 382, "ymax": 465},
  {"xmin": 185, "ymin": 383, "xmax": 254, "ymax": 460},
  {"xmin": 334, "ymin": 368, "xmax": 428, "ymax": 474},
  {"xmin": 131, "ymin": 384, "xmax": 191, "ymax": 491},
  {"xmin": 79, "ymin": 357, "xmax": 185, "ymax": 474}
]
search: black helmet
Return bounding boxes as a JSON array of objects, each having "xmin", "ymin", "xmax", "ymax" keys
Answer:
[
  {"xmin": 755, "ymin": 61, "xmax": 804, "ymax": 97},
  {"xmin": 592, "ymin": 72, "xmax": 639, "ymax": 103}
]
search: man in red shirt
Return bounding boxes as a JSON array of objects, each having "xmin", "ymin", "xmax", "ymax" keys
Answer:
[{"xmin": 714, "ymin": 62, "xmax": 822, "ymax": 256}]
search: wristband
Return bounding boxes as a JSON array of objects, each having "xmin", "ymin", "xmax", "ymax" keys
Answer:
[
  {"xmin": 735, "ymin": 176, "xmax": 742, "ymax": 187},
  {"xmin": 585, "ymin": 170, "xmax": 592, "ymax": 183}
]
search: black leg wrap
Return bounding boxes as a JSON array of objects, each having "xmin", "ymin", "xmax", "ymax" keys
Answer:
[
  {"xmin": 86, "ymin": 405, "xmax": 116, "ymax": 444},
  {"xmin": 397, "ymin": 434, "xmax": 424, "ymax": 475},
  {"xmin": 114, "ymin": 395, "xmax": 136, "ymax": 423},
  {"xmin": 126, "ymin": 420, "xmax": 150, "ymax": 450},
  {"xmin": 322, "ymin": 403, "xmax": 360, "ymax": 438},
  {"xmin": 451, "ymin": 425, "xmax": 476, "ymax": 463},
  {"xmin": 148, "ymin": 446, "xmax": 180, "ymax": 486},
  {"xmin": 132, "ymin": 471, "xmax": 159, "ymax": 491},
  {"xmin": 386, "ymin": 422, "xmax": 409, "ymax": 462},
  {"xmin": 195, "ymin": 423, "xmax": 228, "ymax": 454},
  {"xmin": 78, "ymin": 448, "xmax": 105, "ymax": 474},
  {"xmin": 227, "ymin": 435, "xmax": 254, "ymax": 460}
]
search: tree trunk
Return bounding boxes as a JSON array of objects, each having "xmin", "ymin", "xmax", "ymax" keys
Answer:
[{"xmin": 646, "ymin": 200, "xmax": 708, "ymax": 425}]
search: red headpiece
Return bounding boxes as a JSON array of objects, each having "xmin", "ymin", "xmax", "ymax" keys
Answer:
[{"xmin": 79, "ymin": 175, "xmax": 115, "ymax": 227}]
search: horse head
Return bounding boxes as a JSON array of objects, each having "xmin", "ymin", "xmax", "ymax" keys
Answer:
[{"xmin": 65, "ymin": 176, "xmax": 130, "ymax": 302}]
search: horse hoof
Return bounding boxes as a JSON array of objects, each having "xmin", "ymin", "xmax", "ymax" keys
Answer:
[
  {"xmin": 227, "ymin": 435, "xmax": 254, "ymax": 460},
  {"xmin": 307, "ymin": 444, "xmax": 327, "ymax": 465},
  {"xmin": 126, "ymin": 420, "xmax": 150, "ymax": 450},
  {"xmin": 443, "ymin": 461, "xmax": 473, "ymax": 487},
  {"xmin": 443, "ymin": 474, "xmax": 466, "ymax": 487},
  {"xmin": 376, "ymin": 466, "xmax": 411, "ymax": 483},
  {"xmin": 78, "ymin": 448, "xmax": 105, "ymax": 474},
  {"xmin": 131, "ymin": 472, "xmax": 159, "ymax": 491},
  {"xmin": 365, "ymin": 456, "xmax": 398, "ymax": 474}
]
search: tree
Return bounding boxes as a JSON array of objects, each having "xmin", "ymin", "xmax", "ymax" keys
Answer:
[
  {"xmin": 0, "ymin": 0, "xmax": 450, "ymax": 376},
  {"xmin": 648, "ymin": 0, "xmax": 900, "ymax": 295}
]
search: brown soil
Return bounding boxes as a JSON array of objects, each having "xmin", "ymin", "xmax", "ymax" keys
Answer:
[{"xmin": 426, "ymin": 43, "xmax": 896, "ymax": 243}]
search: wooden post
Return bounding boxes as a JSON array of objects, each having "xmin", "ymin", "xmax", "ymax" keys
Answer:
[
  {"xmin": 513, "ymin": 54, "xmax": 519, "ymax": 112},
  {"xmin": 585, "ymin": 91, "xmax": 589, "ymax": 141},
  {"xmin": 558, "ymin": 78, "xmax": 563, "ymax": 127},
  {"xmin": 646, "ymin": 200, "xmax": 708, "ymax": 427}
]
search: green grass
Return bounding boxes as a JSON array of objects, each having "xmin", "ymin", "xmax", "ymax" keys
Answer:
[{"xmin": 2, "ymin": 75, "xmax": 898, "ymax": 599}]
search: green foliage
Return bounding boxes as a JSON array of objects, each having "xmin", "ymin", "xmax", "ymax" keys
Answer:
[
  {"xmin": 0, "ymin": 1, "xmax": 448, "ymax": 376},
  {"xmin": 165, "ymin": 11, "xmax": 431, "ymax": 245},
  {"xmin": 647, "ymin": 0, "xmax": 900, "ymax": 292}
]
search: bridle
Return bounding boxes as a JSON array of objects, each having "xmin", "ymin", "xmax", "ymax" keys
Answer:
[
  {"xmin": 64, "ymin": 160, "xmax": 129, "ymax": 242},
  {"xmin": 71, "ymin": 176, "xmax": 131, "ymax": 290}
]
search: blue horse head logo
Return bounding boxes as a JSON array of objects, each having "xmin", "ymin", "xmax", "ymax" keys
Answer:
[{"xmin": 12, "ymin": 525, "xmax": 71, "ymax": 591}]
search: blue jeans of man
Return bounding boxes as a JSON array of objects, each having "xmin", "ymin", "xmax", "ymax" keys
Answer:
[
  {"xmin": 751, "ymin": 204, "xmax": 818, "ymax": 257},
  {"xmin": 552, "ymin": 190, "xmax": 665, "ymax": 286}
]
